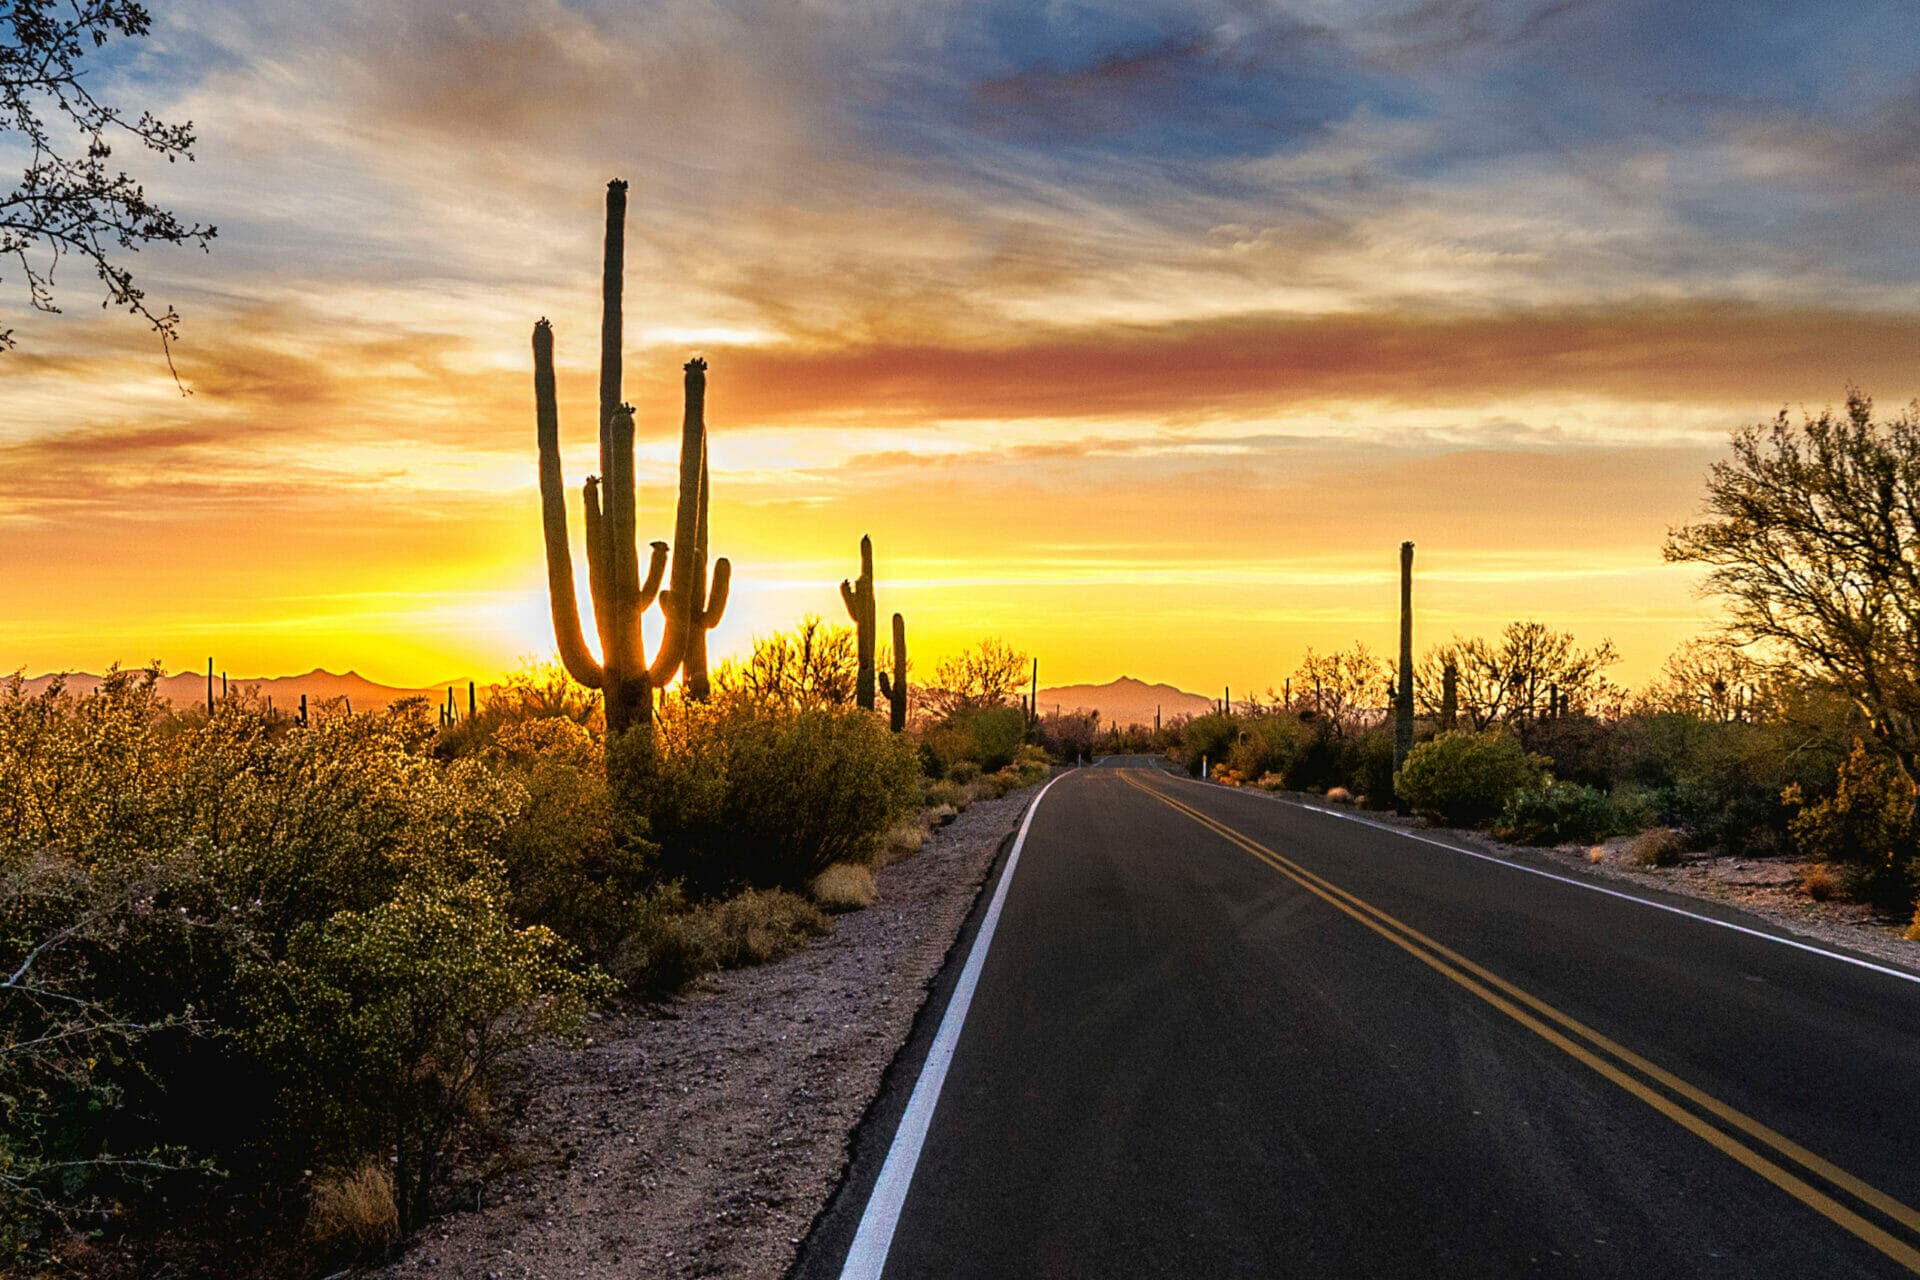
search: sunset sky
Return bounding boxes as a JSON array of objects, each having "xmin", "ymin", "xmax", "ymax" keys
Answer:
[{"xmin": 5, "ymin": 0, "xmax": 1919, "ymax": 693}]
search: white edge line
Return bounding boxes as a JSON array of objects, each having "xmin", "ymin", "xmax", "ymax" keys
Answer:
[
  {"xmin": 838, "ymin": 770, "xmax": 1067, "ymax": 1280},
  {"xmin": 1170, "ymin": 774, "xmax": 1920, "ymax": 987}
]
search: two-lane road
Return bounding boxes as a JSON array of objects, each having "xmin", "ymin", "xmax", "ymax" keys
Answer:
[{"xmin": 799, "ymin": 761, "xmax": 1920, "ymax": 1278}]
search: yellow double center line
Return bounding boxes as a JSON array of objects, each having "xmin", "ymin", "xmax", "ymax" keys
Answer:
[{"xmin": 1116, "ymin": 770, "xmax": 1920, "ymax": 1274}]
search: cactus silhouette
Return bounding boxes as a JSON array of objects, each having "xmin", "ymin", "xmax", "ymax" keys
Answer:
[
  {"xmin": 840, "ymin": 535, "xmax": 877, "ymax": 710},
  {"xmin": 534, "ymin": 181, "xmax": 726, "ymax": 731},
  {"xmin": 1440, "ymin": 658, "xmax": 1459, "ymax": 731},
  {"xmin": 1395, "ymin": 541, "xmax": 1415, "ymax": 776},
  {"xmin": 661, "ymin": 359, "xmax": 731, "ymax": 702},
  {"xmin": 877, "ymin": 612, "xmax": 908, "ymax": 731}
]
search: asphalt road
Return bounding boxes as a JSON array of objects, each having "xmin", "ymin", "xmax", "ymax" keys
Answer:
[{"xmin": 796, "ymin": 759, "xmax": 1920, "ymax": 1279}]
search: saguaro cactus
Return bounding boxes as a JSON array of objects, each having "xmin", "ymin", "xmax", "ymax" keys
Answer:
[
  {"xmin": 877, "ymin": 612, "xmax": 908, "ymax": 732},
  {"xmin": 660, "ymin": 359, "xmax": 731, "ymax": 702},
  {"xmin": 841, "ymin": 535, "xmax": 877, "ymax": 711},
  {"xmin": 1395, "ymin": 540, "xmax": 1416, "ymax": 776},
  {"xmin": 1440, "ymin": 659, "xmax": 1459, "ymax": 731},
  {"xmin": 534, "ymin": 179, "xmax": 703, "ymax": 733}
]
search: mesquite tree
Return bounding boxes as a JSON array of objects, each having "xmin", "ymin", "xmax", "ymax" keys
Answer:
[
  {"xmin": 1666, "ymin": 391, "xmax": 1920, "ymax": 777},
  {"xmin": 1, "ymin": 1, "xmax": 215, "ymax": 375}
]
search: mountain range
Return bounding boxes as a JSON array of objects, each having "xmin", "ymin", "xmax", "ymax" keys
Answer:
[
  {"xmin": 1034, "ymin": 676, "xmax": 1212, "ymax": 728},
  {"xmin": 12, "ymin": 668, "xmax": 475, "ymax": 713}
]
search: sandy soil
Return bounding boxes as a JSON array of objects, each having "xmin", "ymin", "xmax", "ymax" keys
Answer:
[{"xmin": 380, "ymin": 784, "xmax": 1038, "ymax": 1280}]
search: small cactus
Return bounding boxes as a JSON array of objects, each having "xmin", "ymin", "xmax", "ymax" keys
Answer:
[
  {"xmin": 877, "ymin": 612, "xmax": 908, "ymax": 731},
  {"xmin": 840, "ymin": 535, "xmax": 877, "ymax": 711},
  {"xmin": 1440, "ymin": 659, "xmax": 1459, "ymax": 730}
]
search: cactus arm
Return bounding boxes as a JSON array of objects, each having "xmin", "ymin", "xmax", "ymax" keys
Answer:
[
  {"xmin": 582, "ymin": 477, "xmax": 614, "ymax": 657},
  {"xmin": 533, "ymin": 319, "xmax": 604, "ymax": 690},
  {"xmin": 840, "ymin": 579, "xmax": 859, "ymax": 619},
  {"xmin": 878, "ymin": 671, "xmax": 893, "ymax": 699},
  {"xmin": 597, "ymin": 180, "xmax": 627, "ymax": 489},
  {"xmin": 639, "ymin": 541, "xmax": 669, "ymax": 609},
  {"xmin": 701, "ymin": 558, "xmax": 731, "ymax": 628}
]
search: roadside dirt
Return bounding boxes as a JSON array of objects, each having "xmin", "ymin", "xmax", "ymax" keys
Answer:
[
  {"xmin": 381, "ymin": 785, "xmax": 1039, "ymax": 1280},
  {"xmin": 1286, "ymin": 794, "xmax": 1920, "ymax": 975}
]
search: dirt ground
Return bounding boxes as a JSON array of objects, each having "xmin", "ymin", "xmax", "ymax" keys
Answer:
[{"xmin": 380, "ymin": 784, "xmax": 1038, "ymax": 1280}]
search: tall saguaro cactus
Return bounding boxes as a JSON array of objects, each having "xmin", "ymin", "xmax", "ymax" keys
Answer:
[
  {"xmin": 1395, "ymin": 540, "xmax": 1416, "ymax": 776},
  {"xmin": 841, "ymin": 535, "xmax": 877, "ymax": 711},
  {"xmin": 660, "ymin": 359, "xmax": 731, "ymax": 702},
  {"xmin": 877, "ymin": 612, "xmax": 908, "ymax": 732},
  {"xmin": 534, "ymin": 179, "xmax": 685, "ymax": 733},
  {"xmin": 1440, "ymin": 659, "xmax": 1459, "ymax": 731}
]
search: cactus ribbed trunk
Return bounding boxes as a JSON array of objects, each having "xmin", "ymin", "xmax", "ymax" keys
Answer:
[
  {"xmin": 841, "ymin": 535, "xmax": 876, "ymax": 711},
  {"xmin": 661, "ymin": 360, "xmax": 730, "ymax": 702},
  {"xmin": 1440, "ymin": 659, "xmax": 1458, "ymax": 731},
  {"xmin": 878, "ymin": 612, "xmax": 907, "ymax": 731},
  {"xmin": 534, "ymin": 179, "xmax": 716, "ymax": 735},
  {"xmin": 1395, "ymin": 540, "xmax": 1416, "ymax": 779},
  {"xmin": 205, "ymin": 658, "xmax": 213, "ymax": 716}
]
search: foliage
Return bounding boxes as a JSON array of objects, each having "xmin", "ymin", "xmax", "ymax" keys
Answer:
[
  {"xmin": 612, "ymin": 885, "xmax": 829, "ymax": 994},
  {"xmin": 1495, "ymin": 782, "xmax": 1625, "ymax": 845},
  {"xmin": 1392, "ymin": 730, "xmax": 1548, "ymax": 826},
  {"xmin": 1225, "ymin": 714, "xmax": 1313, "ymax": 784},
  {"xmin": 1634, "ymin": 639, "xmax": 1769, "ymax": 721},
  {"xmin": 1783, "ymin": 738, "xmax": 1919, "ymax": 909},
  {"xmin": 1, "ymin": 0, "xmax": 217, "ymax": 369},
  {"xmin": 1290, "ymin": 644, "xmax": 1389, "ymax": 737},
  {"xmin": 714, "ymin": 615, "xmax": 859, "ymax": 712},
  {"xmin": 1666, "ymin": 391, "xmax": 1920, "ymax": 779},
  {"xmin": 922, "ymin": 638, "xmax": 1028, "ymax": 719},
  {"xmin": 1416, "ymin": 622, "xmax": 1620, "ymax": 728},
  {"xmin": 629, "ymin": 690, "xmax": 921, "ymax": 895},
  {"xmin": 1627, "ymin": 828, "xmax": 1687, "ymax": 868},
  {"xmin": 1174, "ymin": 712, "xmax": 1237, "ymax": 777}
]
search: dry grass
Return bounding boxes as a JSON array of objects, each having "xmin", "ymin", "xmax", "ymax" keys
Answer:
[
  {"xmin": 1325, "ymin": 787, "xmax": 1353, "ymax": 805},
  {"xmin": 1626, "ymin": 827, "xmax": 1686, "ymax": 868},
  {"xmin": 809, "ymin": 863, "xmax": 877, "ymax": 913},
  {"xmin": 879, "ymin": 819, "xmax": 928, "ymax": 866},
  {"xmin": 1587, "ymin": 846, "xmax": 1607, "ymax": 864},
  {"xmin": 1905, "ymin": 902, "xmax": 1920, "ymax": 942},
  {"xmin": 307, "ymin": 1163, "xmax": 398, "ymax": 1254},
  {"xmin": 1800, "ymin": 862, "xmax": 1841, "ymax": 901}
]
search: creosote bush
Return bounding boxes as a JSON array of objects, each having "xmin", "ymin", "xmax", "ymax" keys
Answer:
[
  {"xmin": 1783, "ymin": 738, "xmax": 1918, "ymax": 910},
  {"xmin": 1393, "ymin": 730, "xmax": 1548, "ymax": 827},
  {"xmin": 1496, "ymin": 781, "xmax": 1625, "ymax": 846}
]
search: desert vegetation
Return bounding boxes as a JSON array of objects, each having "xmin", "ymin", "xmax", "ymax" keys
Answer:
[{"xmin": 1168, "ymin": 392, "xmax": 1920, "ymax": 944}]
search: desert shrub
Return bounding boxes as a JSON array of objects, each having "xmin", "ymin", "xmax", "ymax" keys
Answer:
[
  {"xmin": 1783, "ymin": 738, "xmax": 1919, "ymax": 909},
  {"xmin": 634, "ymin": 697, "xmax": 921, "ymax": 895},
  {"xmin": 1627, "ymin": 827, "xmax": 1687, "ymax": 868},
  {"xmin": 923, "ymin": 777, "xmax": 971, "ymax": 811},
  {"xmin": 947, "ymin": 706, "xmax": 1028, "ymax": 773},
  {"xmin": 1515, "ymin": 714, "xmax": 1618, "ymax": 788},
  {"xmin": 619, "ymin": 887, "xmax": 831, "ymax": 992},
  {"xmin": 1341, "ymin": 726, "xmax": 1396, "ymax": 808},
  {"xmin": 880, "ymin": 819, "xmax": 928, "ymax": 865},
  {"xmin": 1175, "ymin": 713, "xmax": 1238, "ymax": 777},
  {"xmin": 947, "ymin": 760, "xmax": 982, "ymax": 785},
  {"xmin": 1226, "ymin": 714, "xmax": 1313, "ymax": 785},
  {"xmin": 244, "ymin": 874, "xmax": 604, "ymax": 1230},
  {"xmin": 1496, "ymin": 782, "xmax": 1622, "ymax": 845},
  {"xmin": 809, "ymin": 863, "xmax": 878, "ymax": 912},
  {"xmin": 306, "ymin": 1162, "xmax": 399, "ymax": 1259},
  {"xmin": 1393, "ymin": 730, "xmax": 1548, "ymax": 826},
  {"xmin": 1801, "ymin": 862, "xmax": 1841, "ymax": 900}
]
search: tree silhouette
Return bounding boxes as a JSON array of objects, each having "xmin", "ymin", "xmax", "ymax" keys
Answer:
[{"xmin": 2, "ymin": 0, "xmax": 215, "ymax": 382}]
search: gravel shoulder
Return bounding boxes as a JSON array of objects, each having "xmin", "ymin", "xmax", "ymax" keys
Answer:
[
  {"xmin": 1270, "ymin": 790, "xmax": 1920, "ymax": 976},
  {"xmin": 382, "ymin": 784, "xmax": 1041, "ymax": 1280}
]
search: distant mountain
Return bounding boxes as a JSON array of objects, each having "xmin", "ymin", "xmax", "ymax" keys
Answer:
[
  {"xmin": 13, "ymin": 668, "xmax": 477, "ymax": 713},
  {"xmin": 1034, "ymin": 676, "xmax": 1213, "ymax": 728}
]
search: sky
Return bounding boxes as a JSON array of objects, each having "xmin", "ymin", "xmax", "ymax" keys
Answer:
[{"xmin": 4, "ymin": 0, "xmax": 1919, "ymax": 693}]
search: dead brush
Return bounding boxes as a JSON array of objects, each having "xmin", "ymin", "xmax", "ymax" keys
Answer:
[
  {"xmin": 1800, "ymin": 862, "xmax": 1841, "ymax": 901},
  {"xmin": 809, "ymin": 862, "xmax": 877, "ymax": 912},
  {"xmin": 307, "ymin": 1162, "xmax": 398, "ymax": 1255},
  {"xmin": 1626, "ymin": 828, "xmax": 1686, "ymax": 868},
  {"xmin": 879, "ymin": 819, "xmax": 928, "ymax": 865}
]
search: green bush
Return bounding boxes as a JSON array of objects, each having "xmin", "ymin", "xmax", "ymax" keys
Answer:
[
  {"xmin": 612, "ymin": 884, "xmax": 829, "ymax": 994},
  {"xmin": 633, "ymin": 694, "xmax": 922, "ymax": 895},
  {"xmin": 1226, "ymin": 715, "xmax": 1312, "ymax": 785},
  {"xmin": 1175, "ymin": 713, "xmax": 1237, "ymax": 777},
  {"xmin": 1784, "ymin": 738, "xmax": 1919, "ymax": 909},
  {"xmin": 1495, "ymin": 782, "xmax": 1622, "ymax": 845},
  {"xmin": 1393, "ymin": 730, "xmax": 1548, "ymax": 826}
]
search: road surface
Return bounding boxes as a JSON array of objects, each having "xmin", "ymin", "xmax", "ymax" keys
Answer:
[{"xmin": 796, "ymin": 759, "xmax": 1920, "ymax": 1279}]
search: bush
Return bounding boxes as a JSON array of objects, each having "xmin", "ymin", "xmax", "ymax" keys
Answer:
[
  {"xmin": 1496, "ymin": 782, "xmax": 1621, "ymax": 845},
  {"xmin": 1393, "ymin": 730, "xmax": 1548, "ymax": 826},
  {"xmin": 631, "ymin": 696, "xmax": 922, "ymax": 896},
  {"xmin": 1175, "ymin": 713, "xmax": 1237, "ymax": 777},
  {"xmin": 1226, "ymin": 715, "xmax": 1313, "ymax": 784},
  {"xmin": 810, "ymin": 863, "xmax": 877, "ymax": 912},
  {"xmin": 947, "ymin": 760, "xmax": 982, "ymax": 785},
  {"xmin": 1784, "ymin": 738, "xmax": 1919, "ymax": 909},
  {"xmin": 946, "ymin": 706, "xmax": 1028, "ymax": 773},
  {"xmin": 1627, "ymin": 827, "xmax": 1687, "ymax": 868},
  {"xmin": 613, "ymin": 885, "xmax": 830, "ymax": 994}
]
